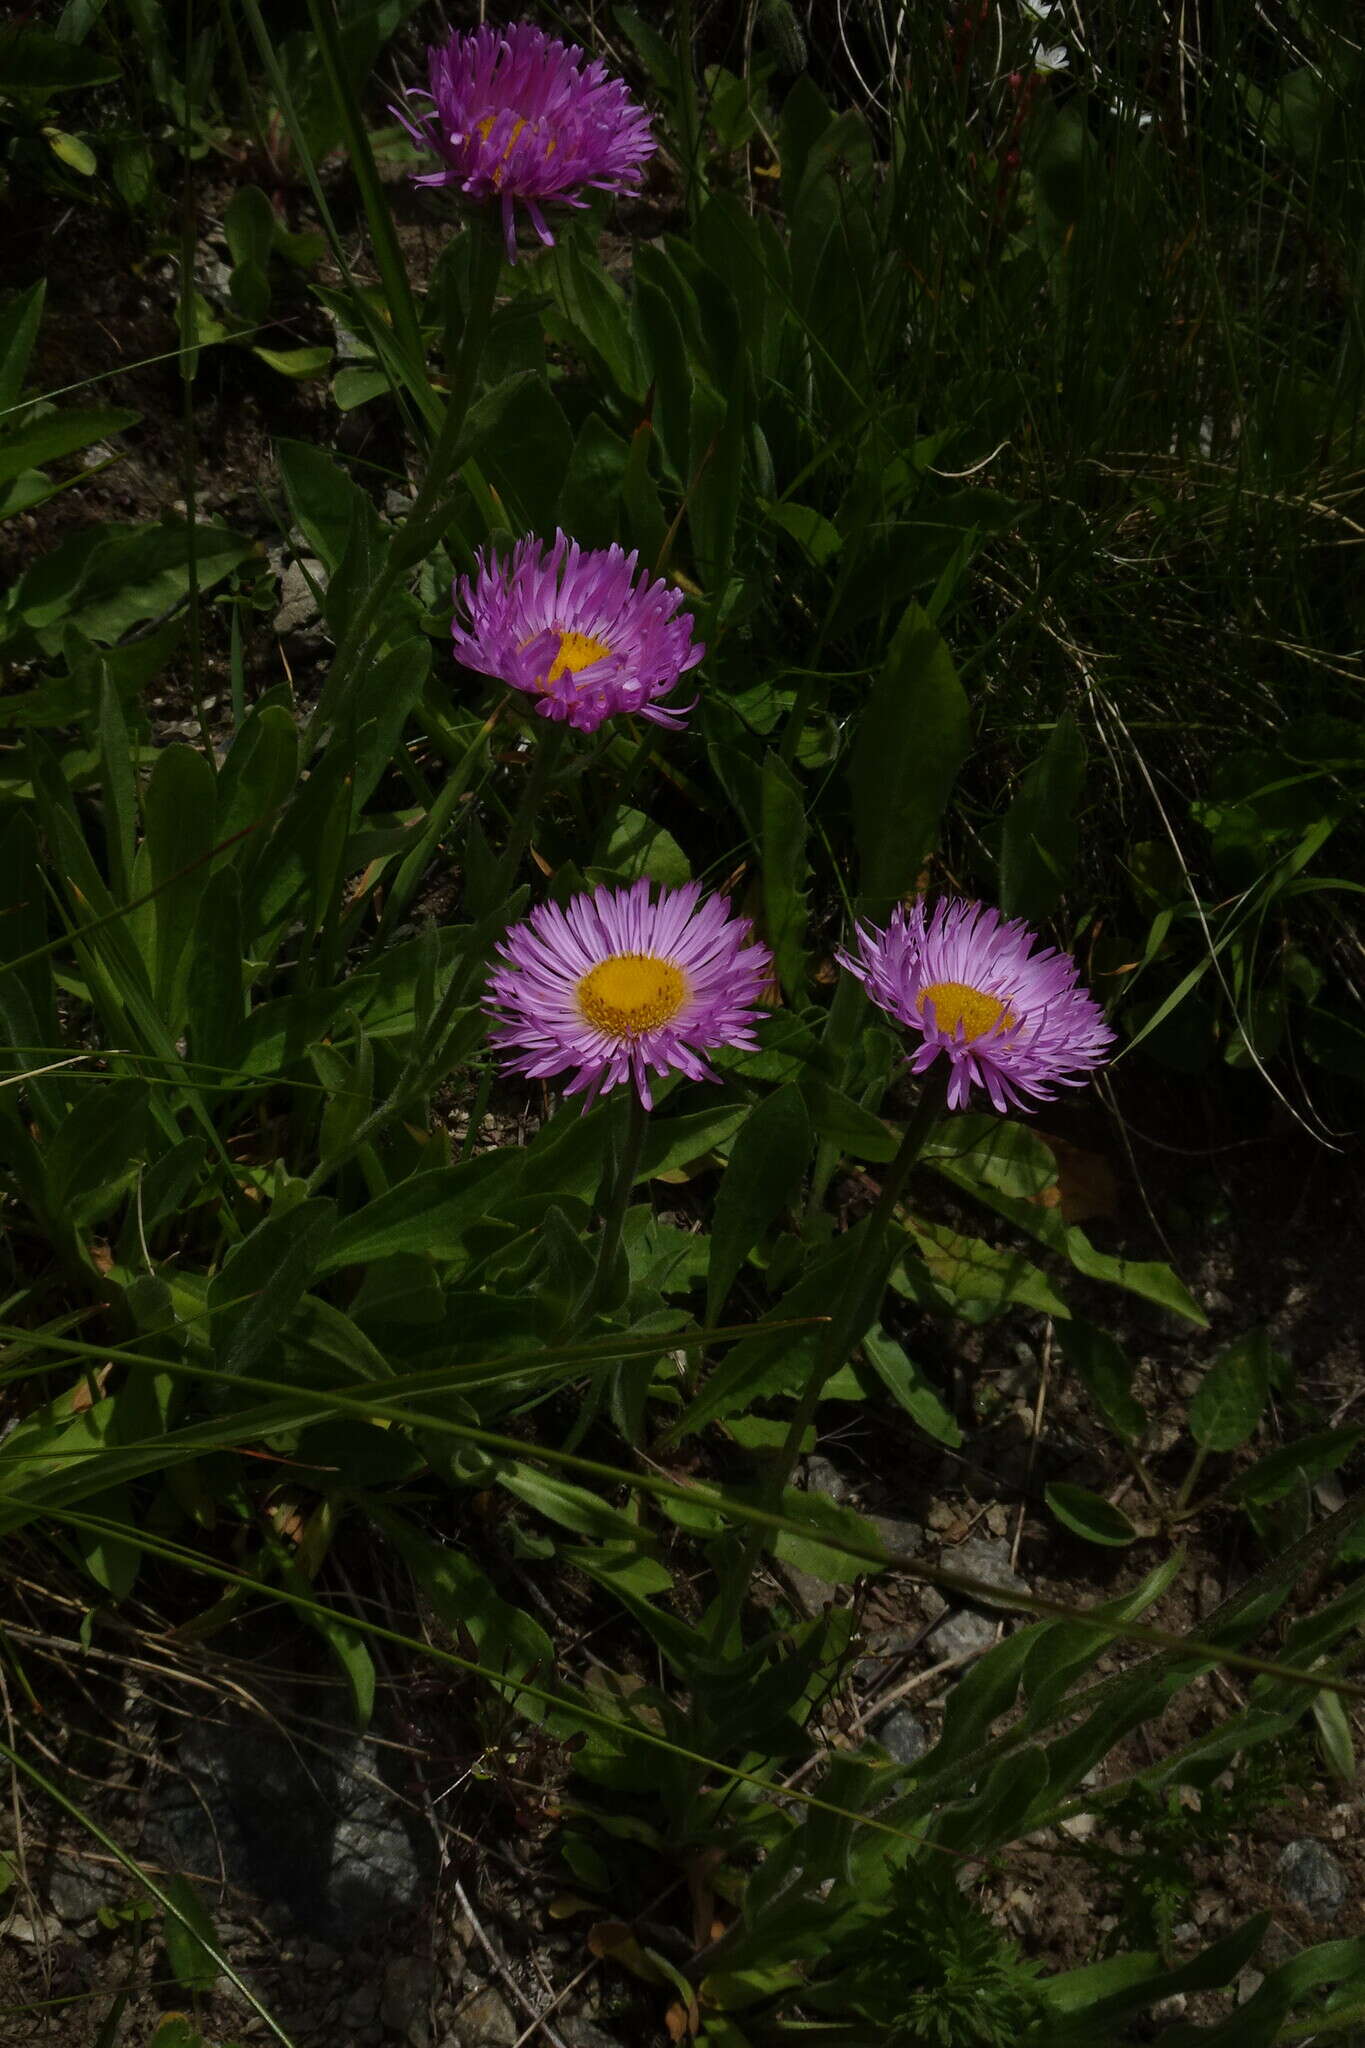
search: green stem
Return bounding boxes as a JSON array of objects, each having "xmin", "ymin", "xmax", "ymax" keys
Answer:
[
  {"xmin": 1174, "ymin": 1440, "xmax": 1210, "ymax": 1516},
  {"xmin": 710, "ymin": 1069, "xmax": 950, "ymax": 1651},
  {"xmin": 372, "ymin": 705, "xmax": 500, "ymax": 948},
  {"xmin": 673, "ymin": 0, "xmax": 706, "ymax": 220},
  {"xmin": 487, "ymin": 718, "xmax": 565, "ymax": 905},
  {"xmin": 578, "ymin": 1088, "xmax": 650, "ymax": 1326},
  {"xmin": 805, "ymin": 972, "xmax": 869, "ymax": 1222},
  {"xmin": 303, "ymin": 222, "xmax": 503, "ymax": 751},
  {"xmin": 459, "ymin": 1063, "xmax": 495, "ymax": 1163},
  {"xmin": 777, "ymin": 673, "xmax": 815, "ymax": 768},
  {"xmin": 596, "ymin": 724, "xmax": 654, "ymax": 857},
  {"xmin": 179, "ymin": 0, "xmax": 210, "ymax": 766}
]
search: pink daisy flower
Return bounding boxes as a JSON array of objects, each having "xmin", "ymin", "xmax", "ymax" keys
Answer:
[
  {"xmin": 394, "ymin": 22, "xmax": 655, "ymax": 261},
  {"xmin": 485, "ymin": 881, "xmax": 771, "ymax": 1109},
  {"xmin": 451, "ymin": 531, "xmax": 703, "ymax": 734},
  {"xmin": 839, "ymin": 898, "xmax": 1113, "ymax": 1114}
]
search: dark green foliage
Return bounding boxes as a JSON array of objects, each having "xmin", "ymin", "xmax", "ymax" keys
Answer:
[
  {"xmin": 809, "ymin": 1865, "xmax": 1044, "ymax": 2045},
  {"xmin": 2, "ymin": 5, "xmax": 1365, "ymax": 2043}
]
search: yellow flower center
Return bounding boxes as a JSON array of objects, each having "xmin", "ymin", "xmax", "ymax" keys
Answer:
[
  {"xmin": 547, "ymin": 628, "xmax": 613, "ymax": 685},
  {"xmin": 918, "ymin": 979, "xmax": 1014, "ymax": 1041},
  {"xmin": 577, "ymin": 954, "xmax": 688, "ymax": 1037},
  {"xmin": 475, "ymin": 112, "xmax": 555, "ymax": 184},
  {"xmin": 477, "ymin": 111, "xmax": 527, "ymax": 150}
]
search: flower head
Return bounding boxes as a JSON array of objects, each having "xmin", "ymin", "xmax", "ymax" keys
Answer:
[
  {"xmin": 839, "ymin": 898, "xmax": 1113, "ymax": 1113},
  {"xmin": 452, "ymin": 531, "xmax": 703, "ymax": 734},
  {"xmin": 394, "ymin": 22, "xmax": 655, "ymax": 261},
  {"xmin": 486, "ymin": 881, "xmax": 771, "ymax": 1108}
]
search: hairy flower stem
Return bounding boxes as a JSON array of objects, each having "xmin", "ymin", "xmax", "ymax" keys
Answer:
[
  {"xmin": 304, "ymin": 222, "xmax": 503, "ymax": 751},
  {"xmin": 578, "ymin": 1087, "xmax": 650, "ymax": 1326},
  {"xmin": 487, "ymin": 718, "xmax": 566, "ymax": 906},
  {"xmin": 709, "ymin": 1070, "xmax": 949, "ymax": 1652}
]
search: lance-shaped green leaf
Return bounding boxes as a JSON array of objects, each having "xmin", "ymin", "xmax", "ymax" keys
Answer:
[
  {"xmin": 1056, "ymin": 1317, "xmax": 1146, "ymax": 1442},
  {"xmin": 706, "ymin": 1084, "xmax": 810, "ymax": 1323},
  {"xmin": 319, "ymin": 1153, "xmax": 525, "ymax": 1271},
  {"xmin": 1046, "ymin": 1483, "xmax": 1139, "ymax": 1548},
  {"xmin": 1189, "ymin": 1327, "xmax": 1274, "ymax": 1451},
  {"xmin": 848, "ymin": 601, "xmax": 970, "ymax": 918},
  {"xmin": 999, "ymin": 711, "xmax": 1085, "ymax": 922},
  {"xmin": 760, "ymin": 750, "xmax": 810, "ymax": 999},
  {"xmin": 43, "ymin": 1078, "xmax": 150, "ymax": 1229},
  {"xmin": 144, "ymin": 742, "xmax": 218, "ymax": 1025},
  {"xmin": 208, "ymin": 1200, "xmax": 337, "ymax": 1376}
]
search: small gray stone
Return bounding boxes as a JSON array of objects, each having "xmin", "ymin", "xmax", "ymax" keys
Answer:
[
  {"xmin": 930, "ymin": 1534, "xmax": 1026, "ymax": 1659},
  {"xmin": 867, "ymin": 1515, "xmax": 923, "ymax": 1562},
  {"xmin": 141, "ymin": 1714, "xmax": 430, "ymax": 1940},
  {"xmin": 854, "ymin": 1621, "xmax": 920, "ymax": 1687},
  {"xmin": 453, "ymin": 1984, "xmax": 518, "ymax": 2046},
  {"xmin": 273, "ymin": 557, "xmax": 325, "ymax": 635},
  {"xmin": 3, "ymin": 1909, "xmax": 63, "ymax": 1944},
  {"xmin": 875, "ymin": 1709, "xmax": 929, "ymax": 1766},
  {"xmin": 47, "ymin": 1861, "xmax": 123, "ymax": 1924},
  {"xmin": 383, "ymin": 1955, "xmax": 436, "ymax": 2043},
  {"xmin": 1277, "ymin": 1839, "xmax": 1349, "ymax": 1922},
  {"xmin": 341, "ymin": 1981, "xmax": 383, "ymax": 2030},
  {"xmin": 932, "ymin": 1609, "xmax": 999, "ymax": 1659},
  {"xmin": 332, "ymin": 320, "xmax": 371, "ymax": 362},
  {"xmin": 805, "ymin": 1455, "xmax": 852, "ymax": 1503},
  {"xmin": 560, "ymin": 2022, "xmax": 625, "ymax": 2048},
  {"xmin": 948, "ymin": 1534, "xmax": 1028, "ymax": 1597},
  {"xmin": 780, "ymin": 1563, "xmax": 836, "ymax": 1616}
]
